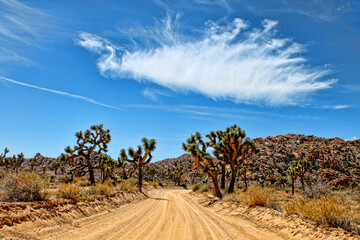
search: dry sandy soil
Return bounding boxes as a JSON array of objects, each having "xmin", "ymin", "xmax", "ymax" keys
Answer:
[{"xmin": 0, "ymin": 188, "xmax": 357, "ymax": 240}]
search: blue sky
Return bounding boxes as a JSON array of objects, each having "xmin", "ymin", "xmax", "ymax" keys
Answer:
[{"xmin": 0, "ymin": 0, "xmax": 359, "ymax": 161}]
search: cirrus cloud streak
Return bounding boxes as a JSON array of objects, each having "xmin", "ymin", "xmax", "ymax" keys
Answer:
[{"xmin": 76, "ymin": 17, "xmax": 336, "ymax": 106}]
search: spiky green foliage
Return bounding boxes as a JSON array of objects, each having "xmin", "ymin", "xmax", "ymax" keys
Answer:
[
  {"xmin": 172, "ymin": 165, "xmax": 184, "ymax": 186},
  {"xmin": 52, "ymin": 161, "xmax": 61, "ymax": 175},
  {"xmin": 61, "ymin": 124, "xmax": 111, "ymax": 185},
  {"xmin": 0, "ymin": 147, "xmax": 9, "ymax": 163},
  {"xmin": 117, "ymin": 157, "xmax": 137, "ymax": 180},
  {"xmin": 98, "ymin": 155, "xmax": 119, "ymax": 183},
  {"xmin": 296, "ymin": 158, "xmax": 311, "ymax": 192},
  {"xmin": 1, "ymin": 151, "xmax": 25, "ymax": 173},
  {"xmin": 29, "ymin": 157, "xmax": 38, "ymax": 171},
  {"xmin": 238, "ymin": 166, "xmax": 249, "ymax": 188},
  {"xmin": 0, "ymin": 147, "xmax": 10, "ymax": 169},
  {"xmin": 287, "ymin": 164, "xmax": 299, "ymax": 195},
  {"xmin": 182, "ymin": 131, "xmax": 223, "ymax": 199},
  {"xmin": 147, "ymin": 167, "xmax": 158, "ymax": 182},
  {"xmin": 275, "ymin": 176, "xmax": 288, "ymax": 188},
  {"xmin": 208, "ymin": 124, "xmax": 259, "ymax": 193},
  {"xmin": 120, "ymin": 138, "xmax": 156, "ymax": 190}
]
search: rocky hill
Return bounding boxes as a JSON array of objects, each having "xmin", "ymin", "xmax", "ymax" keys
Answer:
[{"xmin": 151, "ymin": 134, "xmax": 360, "ymax": 186}]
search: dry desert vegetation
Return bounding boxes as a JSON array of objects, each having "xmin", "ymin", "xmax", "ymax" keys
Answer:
[{"xmin": 1, "ymin": 124, "xmax": 360, "ymax": 239}]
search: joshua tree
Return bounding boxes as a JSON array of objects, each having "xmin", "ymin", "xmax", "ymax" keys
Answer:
[
  {"xmin": 147, "ymin": 167, "xmax": 158, "ymax": 182},
  {"xmin": 287, "ymin": 165, "xmax": 299, "ymax": 195},
  {"xmin": 120, "ymin": 138, "xmax": 156, "ymax": 191},
  {"xmin": 61, "ymin": 124, "xmax": 111, "ymax": 185},
  {"xmin": 12, "ymin": 153, "xmax": 25, "ymax": 173},
  {"xmin": 52, "ymin": 161, "xmax": 61, "ymax": 175},
  {"xmin": 98, "ymin": 155, "xmax": 118, "ymax": 183},
  {"xmin": 117, "ymin": 157, "xmax": 137, "ymax": 180},
  {"xmin": 296, "ymin": 158, "xmax": 311, "ymax": 193},
  {"xmin": 173, "ymin": 165, "xmax": 184, "ymax": 186},
  {"xmin": 29, "ymin": 157, "xmax": 38, "ymax": 171},
  {"xmin": 238, "ymin": 166, "xmax": 248, "ymax": 188},
  {"xmin": 1, "ymin": 153, "xmax": 25, "ymax": 173},
  {"xmin": 0, "ymin": 147, "xmax": 9, "ymax": 164},
  {"xmin": 275, "ymin": 176, "xmax": 288, "ymax": 188},
  {"xmin": 209, "ymin": 125, "xmax": 258, "ymax": 193},
  {"xmin": 183, "ymin": 131, "xmax": 222, "ymax": 199}
]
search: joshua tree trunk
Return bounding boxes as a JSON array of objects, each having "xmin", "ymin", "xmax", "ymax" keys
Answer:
[
  {"xmin": 87, "ymin": 157, "xmax": 95, "ymax": 185},
  {"xmin": 300, "ymin": 176, "xmax": 305, "ymax": 193},
  {"xmin": 210, "ymin": 174, "xmax": 222, "ymax": 199},
  {"xmin": 138, "ymin": 164, "xmax": 143, "ymax": 191},
  {"xmin": 228, "ymin": 174, "xmax": 236, "ymax": 193},
  {"xmin": 244, "ymin": 171, "xmax": 248, "ymax": 188},
  {"xmin": 291, "ymin": 179, "xmax": 295, "ymax": 195},
  {"xmin": 220, "ymin": 164, "xmax": 226, "ymax": 189}
]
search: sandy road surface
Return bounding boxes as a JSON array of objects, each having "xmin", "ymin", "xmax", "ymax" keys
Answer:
[{"xmin": 18, "ymin": 189, "xmax": 284, "ymax": 240}]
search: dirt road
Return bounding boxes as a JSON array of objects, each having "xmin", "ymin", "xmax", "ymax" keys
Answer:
[{"xmin": 14, "ymin": 189, "xmax": 284, "ymax": 240}]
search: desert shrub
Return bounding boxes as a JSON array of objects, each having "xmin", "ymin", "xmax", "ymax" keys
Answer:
[
  {"xmin": 0, "ymin": 172, "xmax": 50, "ymax": 202},
  {"xmin": 304, "ymin": 181, "xmax": 331, "ymax": 198},
  {"xmin": 192, "ymin": 184, "xmax": 202, "ymax": 192},
  {"xmin": 244, "ymin": 186, "xmax": 276, "ymax": 208},
  {"xmin": 284, "ymin": 196, "xmax": 359, "ymax": 233},
  {"xmin": 118, "ymin": 178, "xmax": 138, "ymax": 191},
  {"xmin": 57, "ymin": 183, "xmax": 81, "ymax": 199},
  {"xmin": 98, "ymin": 183, "xmax": 115, "ymax": 197},
  {"xmin": 86, "ymin": 186, "xmax": 101, "ymax": 196}
]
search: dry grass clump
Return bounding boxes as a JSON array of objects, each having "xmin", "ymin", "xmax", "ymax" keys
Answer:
[
  {"xmin": 118, "ymin": 178, "xmax": 138, "ymax": 191},
  {"xmin": 284, "ymin": 196, "xmax": 359, "ymax": 233},
  {"xmin": 244, "ymin": 186, "xmax": 277, "ymax": 208},
  {"xmin": 97, "ymin": 183, "xmax": 115, "ymax": 196},
  {"xmin": 0, "ymin": 172, "xmax": 50, "ymax": 202},
  {"xmin": 57, "ymin": 183, "xmax": 81, "ymax": 199},
  {"xmin": 192, "ymin": 184, "xmax": 210, "ymax": 193}
]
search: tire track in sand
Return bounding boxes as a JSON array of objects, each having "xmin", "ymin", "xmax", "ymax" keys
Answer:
[{"xmin": 25, "ymin": 189, "xmax": 285, "ymax": 240}]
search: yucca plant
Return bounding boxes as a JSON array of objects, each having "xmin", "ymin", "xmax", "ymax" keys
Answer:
[
  {"xmin": 209, "ymin": 125, "xmax": 259, "ymax": 193},
  {"xmin": 60, "ymin": 124, "xmax": 111, "ymax": 185},
  {"xmin": 120, "ymin": 138, "xmax": 156, "ymax": 191},
  {"xmin": 287, "ymin": 165, "xmax": 299, "ymax": 195},
  {"xmin": 183, "ymin": 131, "xmax": 223, "ymax": 198}
]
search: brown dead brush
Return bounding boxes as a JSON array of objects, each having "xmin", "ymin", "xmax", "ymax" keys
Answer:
[
  {"xmin": 57, "ymin": 183, "xmax": 81, "ymax": 199},
  {"xmin": 0, "ymin": 172, "xmax": 50, "ymax": 202},
  {"xmin": 97, "ymin": 183, "xmax": 115, "ymax": 196},
  {"xmin": 117, "ymin": 178, "xmax": 138, "ymax": 191},
  {"xmin": 244, "ymin": 186, "xmax": 277, "ymax": 208},
  {"xmin": 284, "ymin": 196, "xmax": 359, "ymax": 234}
]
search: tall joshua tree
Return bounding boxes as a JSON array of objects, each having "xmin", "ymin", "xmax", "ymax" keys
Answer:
[
  {"xmin": 120, "ymin": 138, "xmax": 156, "ymax": 191},
  {"xmin": 296, "ymin": 159, "xmax": 311, "ymax": 193},
  {"xmin": 210, "ymin": 125, "xmax": 258, "ymax": 193},
  {"xmin": 61, "ymin": 124, "xmax": 111, "ymax": 185},
  {"xmin": 287, "ymin": 165, "xmax": 298, "ymax": 195},
  {"xmin": 183, "ymin": 132, "xmax": 223, "ymax": 199}
]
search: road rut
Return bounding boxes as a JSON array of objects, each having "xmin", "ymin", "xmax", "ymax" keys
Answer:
[{"xmin": 18, "ymin": 189, "xmax": 285, "ymax": 240}]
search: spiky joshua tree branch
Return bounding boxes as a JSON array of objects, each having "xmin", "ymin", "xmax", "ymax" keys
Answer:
[
  {"xmin": 60, "ymin": 124, "xmax": 111, "ymax": 185},
  {"xmin": 120, "ymin": 138, "xmax": 156, "ymax": 191}
]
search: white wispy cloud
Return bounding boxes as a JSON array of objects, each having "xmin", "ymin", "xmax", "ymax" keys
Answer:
[
  {"xmin": 0, "ymin": 76, "xmax": 122, "ymax": 110},
  {"xmin": 0, "ymin": 0, "xmax": 52, "ymax": 64},
  {"xmin": 76, "ymin": 16, "xmax": 336, "ymax": 106},
  {"xmin": 323, "ymin": 104, "xmax": 351, "ymax": 110},
  {"xmin": 242, "ymin": 0, "xmax": 351, "ymax": 23},
  {"xmin": 142, "ymin": 87, "xmax": 172, "ymax": 102}
]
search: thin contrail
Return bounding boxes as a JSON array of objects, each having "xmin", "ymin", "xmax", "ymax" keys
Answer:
[{"xmin": 0, "ymin": 76, "xmax": 122, "ymax": 110}]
